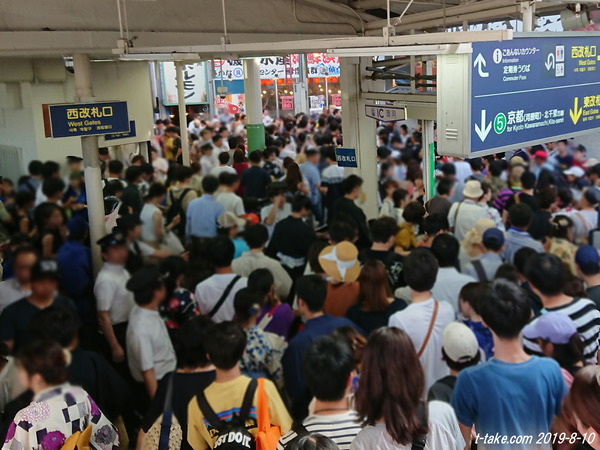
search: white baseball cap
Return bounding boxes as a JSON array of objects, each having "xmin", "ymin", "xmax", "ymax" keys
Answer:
[
  {"xmin": 443, "ymin": 322, "xmax": 480, "ymax": 363},
  {"xmin": 563, "ymin": 166, "xmax": 585, "ymax": 178}
]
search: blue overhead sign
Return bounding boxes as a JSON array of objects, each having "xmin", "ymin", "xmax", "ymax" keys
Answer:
[
  {"xmin": 365, "ymin": 104, "xmax": 406, "ymax": 121},
  {"xmin": 43, "ymin": 101, "xmax": 130, "ymax": 138},
  {"xmin": 470, "ymin": 36, "xmax": 600, "ymax": 154},
  {"xmin": 104, "ymin": 121, "xmax": 137, "ymax": 141},
  {"xmin": 335, "ymin": 147, "xmax": 358, "ymax": 168}
]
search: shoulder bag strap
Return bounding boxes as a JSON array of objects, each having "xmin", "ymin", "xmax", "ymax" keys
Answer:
[
  {"xmin": 452, "ymin": 202, "xmax": 463, "ymax": 228},
  {"xmin": 158, "ymin": 374, "xmax": 175, "ymax": 450},
  {"xmin": 411, "ymin": 402, "xmax": 428, "ymax": 450},
  {"xmin": 197, "ymin": 389, "xmax": 225, "ymax": 430},
  {"xmin": 240, "ymin": 378, "xmax": 258, "ymax": 422},
  {"xmin": 471, "ymin": 260, "xmax": 488, "ymax": 282},
  {"xmin": 207, "ymin": 275, "xmax": 241, "ymax": 318},
  {"xmin": 417, "ymin": 301, "xmax": 439, "ymax": 358},
  {"xmin": 257, "ymin": 304, "xmax": 280, "ymax": 330}
]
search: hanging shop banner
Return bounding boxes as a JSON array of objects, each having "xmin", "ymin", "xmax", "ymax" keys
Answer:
[
  {"xmin": 161, "ymin": 62, "xmax": 208, "ymax": 106},
  {"xmin": 212, "ymin": 54, "xmax": 340, "ymax": 81},
  {"xmin": 330, "ymin": 94, "xmax": 342, "ymax": 108},
  {"xmin": 309, "ymin": 95, "xmax": 325, "ymax": 111},
  {"xmin": 280, "ymin": 96, "xmax": 294, "ymax": 110},
  {"xmin": 215, "ymin": 94, "xmax": 246, "ymax": 114},
  {"xmin": 213, "ymin": 59, "xmax": 245, "ymax": 81},
  {"xmin": 306, "ymin": 53, "xmax": 341, "ymax": 78}
]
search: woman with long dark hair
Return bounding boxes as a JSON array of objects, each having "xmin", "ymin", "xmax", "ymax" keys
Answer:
[
  {"xmin": 346, "ymin": 261, "xmax": 406, "ymax": 335},
  {"xmin": 351, "ymin": 327, "xmax": 464, "ymax": 449},
  {"xmin": 284, "ymin": 161, "xmax": 309, "ymax": 196}
]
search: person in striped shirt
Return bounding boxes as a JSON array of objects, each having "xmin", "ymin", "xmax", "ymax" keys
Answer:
[
  {"xmin": 278, "ymin": 335, "xmax": 361, "ymax": 450},
  {"xmin": 523, "ymin": 253, "xmax": 600, "ymax": 362}
]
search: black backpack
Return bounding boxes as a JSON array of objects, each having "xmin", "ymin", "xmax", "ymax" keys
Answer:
[
  {"xmin": 196, "ymin": 379, "xmax": 258, "ymax": 450},
  {"xmin": 166, "ymin": 188, "xmax": 191, "ymax": 239}
]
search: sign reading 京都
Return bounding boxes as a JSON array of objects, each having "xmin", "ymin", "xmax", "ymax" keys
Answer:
[
  {"xmin": 335, "ymin": 147, "xmax": 358, "ymax": 168},
  {"xmin": 365, "ymin": 104, "xmax": 406, "ymax": 121},
  {"xmin": 438, "ymin": 35, "xmax": 600, "ymax": 157},
  {"xmin": 43, "ymin": 101, "xmax": 130, "ymax": 138}
]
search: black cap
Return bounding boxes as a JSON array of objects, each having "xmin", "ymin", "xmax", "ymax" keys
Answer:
[
  {"xmin": 66, "ymin": 156, "xmax": 83, "ymax": 163},
  {"xmin": 126, "ymin": 265, "xmax": 163, "ymax": 293},
  {"xmin": 31, "ymin": 260, "xmax": 60, "ymax": 281},
  {"xmin": 97, "ymin": 231, "xmax": 127, "ymax": 251},
  {"xmin": 116, "ymin": 215, "xmax": 142, "ymax": 232}
]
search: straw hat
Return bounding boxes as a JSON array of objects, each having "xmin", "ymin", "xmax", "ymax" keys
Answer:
[
  {"xmin": 461, "ymin": 218, "xmax": 496, "ymax": 255},
  {"xmin": 462, "ymin": 180, "xmax": 484, "ymax": 199},
  {"xmin": 318, "ymin": 241, "xmax": 361, "ymax": 284}
]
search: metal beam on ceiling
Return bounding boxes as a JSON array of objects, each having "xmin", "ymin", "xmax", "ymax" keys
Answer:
[
  {"xmin": 117, "ymin": 30, "xmax": 512, "ymax": 59},
  {"xmin": 363, "ymin": 0, "xmax": 561, "ymax": 32}
]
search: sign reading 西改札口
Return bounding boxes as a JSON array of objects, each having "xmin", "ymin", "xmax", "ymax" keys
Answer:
[
  {"xmin": 335, "ymin": 148, "xmax": 358, "ymax": 168},
  {"xmin": 43, "ymin": 101, "xmax": 130, "ymax": 138},
  {"xmin": 470, "ymin": 36, "xmax": 600, "ymax": 154}
]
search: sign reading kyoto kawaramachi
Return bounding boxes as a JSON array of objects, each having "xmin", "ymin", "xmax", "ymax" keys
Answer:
[{"xmin": 437, "ymin": 34, "xmax": 600, "ymax": 158}]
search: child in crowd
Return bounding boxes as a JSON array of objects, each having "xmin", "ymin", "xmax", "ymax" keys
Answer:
[{"xmin": 459, "ymin": 282, "xmax": 494, "ymax": 360}]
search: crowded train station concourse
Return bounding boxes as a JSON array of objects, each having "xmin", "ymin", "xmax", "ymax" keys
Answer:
[{"xmin": 2, "ymin": 0, "xmax": 600, "ymax": 449}]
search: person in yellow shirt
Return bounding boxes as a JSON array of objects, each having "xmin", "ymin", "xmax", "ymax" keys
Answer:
[
  {"xmin": 394, "ymin": 201, "xmax": 425, "ymax": 254},
  {"xmin": 187, "ymin": 321, "xmax": 292, "ymax": 449}
]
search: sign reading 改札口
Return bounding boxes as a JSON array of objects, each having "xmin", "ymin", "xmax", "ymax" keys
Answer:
[
  {"xmin": 43, "ymin": 101, "xmax": 130, "ymax": 138},
  {"xmin": 335, "ymin": 148, "xmax": 358, "ymax": 168}
]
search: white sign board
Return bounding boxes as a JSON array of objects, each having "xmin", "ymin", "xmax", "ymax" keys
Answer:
[
  {"xmin": 161, "ymin": 62, "xmax": 208, "ymax": 105},
  {"xmin": 365, "ymin": 104, "xmax": 407, "ymax": 121}
]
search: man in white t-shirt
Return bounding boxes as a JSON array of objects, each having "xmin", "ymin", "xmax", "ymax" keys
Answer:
[
  {"xmin": 94, "ymin": 232, "xmax": 136, "ymax": 364},
  {"xmin": 389, "ymin": 249, "xmax": 455, "ymax": 389},
  {"xmin": 216, "ymin": 172, "xmax": 245, "ymax": 217},
  {"xmin": 195, "ymin": 236, "xmax": 247, "ymax": 322},
  {"xmin": 126, "ymin": 266, "xmax": 176, "ymax": 399},
  {"xmin": 210, "ymin": 151, "xmax": 237, "ymax": 179}
]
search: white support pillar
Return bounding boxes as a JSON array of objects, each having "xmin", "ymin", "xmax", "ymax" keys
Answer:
[
  {"xmin": 73, "ymin": 54, "xmax": 105, "ymax": 276},
  {"xmin": 175, "ymin": 62, "xmax": 190, "ymax": 166},
  {"xmin": 243, "ymin": 58, "xmax": 266, "ymax": 151},
  {"xmin": 422, "ymin": 120, "xmax": 436, "ymax": 202},
  {"xmin": 340, "ymin": 57, "xmax": 379, "ymax": 219},
  {"xmin": 520, "ymin": 2, "xmax": 536, "ymax": 32}
]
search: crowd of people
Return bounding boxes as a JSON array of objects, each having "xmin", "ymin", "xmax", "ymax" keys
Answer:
[{"xmin": 1, "ymin": 108, "xmax": 600, "ymax": 450}]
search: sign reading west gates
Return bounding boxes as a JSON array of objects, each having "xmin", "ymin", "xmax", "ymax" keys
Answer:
[
  {"xmin": 470, "ymin": 36, "xmax": 600, "ymax": 154},
  {"xmin": 335, "ymin": 147, "xmax": 358, "ymax": 168},
  {"xmin": 43, "ymin": 101, "xmax": 130, "ymax": 138},
  {"xmin": 365, "ymin": 104, "xmax": 407, "ymax": 121}
]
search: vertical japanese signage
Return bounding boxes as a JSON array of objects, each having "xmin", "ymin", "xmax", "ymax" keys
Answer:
[
  {"xmin": 161, "ymin": 62, "xmax": 208, "ymax": 105},
  {"xmin": 438, "ymin": 35, "xmax": 600, "ymax": 157},
  {"xmin": 43, "ymin": 102, "xmax": 130, "ymax": 138}
]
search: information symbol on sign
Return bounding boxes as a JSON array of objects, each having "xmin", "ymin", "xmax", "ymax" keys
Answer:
[
  {"xmin": 493, "ymin": 49, "xmax": 502, "ymax": 64},
  {"xmin": 556, "ymin": 46, "xmax": 565, "ymax": 62},
  {"xmin": 556, "ymin": 63, "xmax": 565, "ymax": 77},
  {"xmin": 494, "ymin": 113, "xmax": 507, "ymax": 134}
]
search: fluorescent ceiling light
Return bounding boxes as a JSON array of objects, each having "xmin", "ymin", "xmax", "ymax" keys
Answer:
[
  {"xmin": 119, "ymin": 53, "xmax": 202, "ymax": 61},
  {"xmin": 327, "ymin": 44, "xmax": 472, "ymax": 57}
]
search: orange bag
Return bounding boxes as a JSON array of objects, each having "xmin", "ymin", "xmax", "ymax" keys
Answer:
[{"xmin": 255, "ymin": 378, "xmax": 282, "ymax": 450}]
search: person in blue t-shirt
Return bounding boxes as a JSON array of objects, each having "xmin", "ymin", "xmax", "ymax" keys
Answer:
[
  {"xmin": 451, "ymin": 279, "xmax": 568, "ymax": 450},
  {"xmin": 459, "ymin": 282, "xmax": 494, "ymax": 360}
]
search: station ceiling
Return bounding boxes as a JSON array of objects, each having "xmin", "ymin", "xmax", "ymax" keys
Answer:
[{"xmin": 0, "ymin": 0, "xmax": 565, "ymax": 57}]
